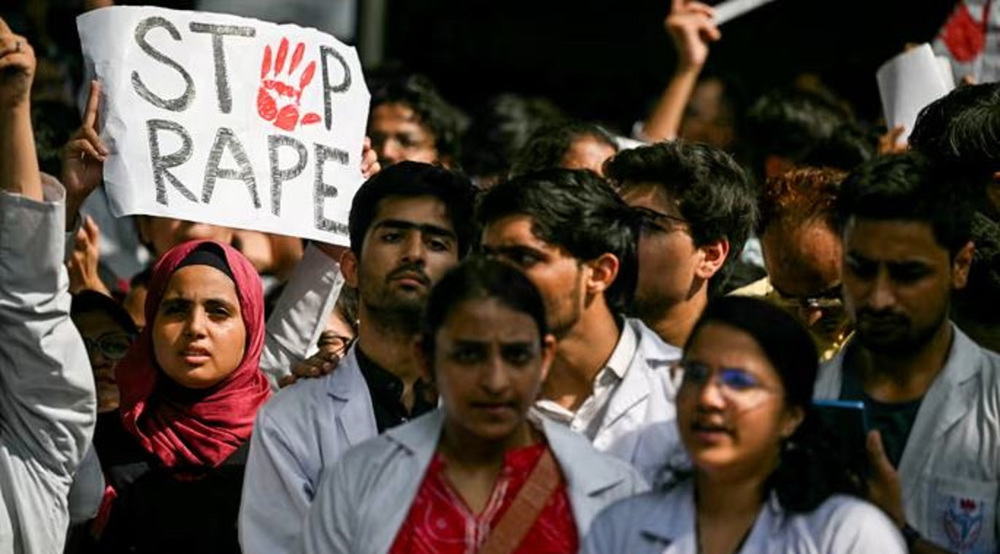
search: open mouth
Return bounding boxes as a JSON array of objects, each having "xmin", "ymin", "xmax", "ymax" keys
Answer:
[{"xmin": 690, "ymin": 420, "xmax": 732, "ymax": 442}]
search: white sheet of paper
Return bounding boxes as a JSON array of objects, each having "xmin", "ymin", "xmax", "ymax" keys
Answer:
[
  {"xmin": 876, "ymin": 44, "xmax": 954, "ymax": 145},
  {"xmin": 936, "ymin": 55, "xmax": 957, "ymax": 90},
  {"xmin": 77, "ymin": 6, "xmax": 370, "ymax": 245},
  {"xmin": 713, "ymin": 0, "xmax": 777, "ymax": 25}
]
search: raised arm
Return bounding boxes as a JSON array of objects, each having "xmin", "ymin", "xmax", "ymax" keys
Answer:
[
  {"xmin": 640, "ymin": 0, "xmax": 720, "ymax": 143},
  {"xmin": 0, "ymin": 17, "xmax": 41, "ymax": 200},
  {"xmin": 0, "ymin": 19, "xmax": 97, "ymax": 552}
]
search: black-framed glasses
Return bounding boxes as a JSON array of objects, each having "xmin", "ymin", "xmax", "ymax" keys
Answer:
[
  {"xmin": 82, "ymin": 332, "xmax": 136, "ymax": 360},
  {"xmin": 632, "ymin": 205, "xmax": 688, "ymax": 235},
  {"xmin": 317, "ymin": 331, "xmax": 354, "ymax": 355}
]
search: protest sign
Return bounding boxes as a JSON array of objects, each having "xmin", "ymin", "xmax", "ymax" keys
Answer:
[
  {"xmin": 77, "ymin": 6, "xmax": 369, "ymax": 245},
  {"xmin": 876, "ymin": 43, "xmax": 955, "ymax": 146}
]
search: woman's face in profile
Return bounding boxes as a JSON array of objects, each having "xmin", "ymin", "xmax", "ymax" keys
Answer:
[
  {"xmin": 152, "ymin": 265, "xmax": 246, "ymax": 389},
  {"xmin": 676, "ymin": 322, "xmax": 802, "ymax": 480},
  {"xmin": 431, "ymin": 297, "xmax": 554, "ymax": 443}
]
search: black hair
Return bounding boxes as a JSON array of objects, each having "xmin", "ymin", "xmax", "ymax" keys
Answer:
[
  {"xmin": 909, "ymin": 83, "xmax": 1000, "ymax": 216},
  {"xmin": 421, "ymin": 257, "xmax": 548, "ymax": 358},
  {"xmin": 744, "ymin": 88, "xmax": 849, "ymax": 183},
  {"xmin": 476, "ymin": 169, "xmax": 638, "ymax": 313},
  {"xmin": 71, "ymin": 290, "xmax": 139, "ymax": 337},
  {"xmin": 835, "ymin": 152, "xmax": 975, "ymax": 258},
  {"xmin": 461, "ymin": 93, "xmax": 565, "ymax": 183},
  {"xmin": 509, "ymin": 119, "xmax": 619, "ymax": 177},
  {"xmin": 605, "ymin": 141, "xmax": 757, "ymax": 294},
  {"xmin": 348, "ymin": 161, "xmax": 478, "ymax": 257},
  {"xmin": 953, "ymin": 212, "xmax": 1000, "ymax": 326},
  {"xmin": 909, "ymin": 83, "xmax": 1000, "ymax": 178},
  {"xmin": 798, "ymin": 122, "xmax": 877, "ymax": 172},
  {"xmin": 370, "ymin": 74, "xmax": 468, "ymax": 164},
  {"xmin": 684, "ymin": 296, "xmax": 866, "ymax": 513}
]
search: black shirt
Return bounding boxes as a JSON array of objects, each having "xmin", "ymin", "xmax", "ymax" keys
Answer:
[
  {"xmin": 96, "ymin": 415, "xmax": 249, "ymax": 554},
  {"xmin": 356, "ymin": 346, "xmax": 436, "ymax": 433},
  {"xmin": 841, "ymin": 368, "xmax": 924, "ymax": 468}
]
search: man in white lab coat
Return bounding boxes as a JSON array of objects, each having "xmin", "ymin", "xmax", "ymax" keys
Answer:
[
  {"xmin": 479, "ymin": 169, "xmax": 685, "ymax": 481},
  {"xmin": 239, "ymin": 162, "xmax": 477, "ymax": 554},
  {"xmin": 814, "ymin": 152, "xmax": 1000, "ymax": 554}
]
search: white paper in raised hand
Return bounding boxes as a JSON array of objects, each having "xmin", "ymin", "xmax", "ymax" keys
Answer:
[
  {"xmin": 712, "ymin": 0, "xmax": 777, "ymax": 25},
  {"xmin": 876, "ymin": 44, "xmax": 954, "ymax": 145}
]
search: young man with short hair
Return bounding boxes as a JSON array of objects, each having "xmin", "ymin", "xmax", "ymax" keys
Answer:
[
  {"xmin": 815, "ymin": 153, "xmax": 1000, "ymax": 554},
  {"xmin": 478, "ymin": 169, "xmax": 683, "ymax": 480},
  {"xmin": 240, "ymin": 161, "xmax": 477, "ymax": 554},
  {"xmin": 605, "ymin": 141, "xmax": 757, "ymax": 349}
]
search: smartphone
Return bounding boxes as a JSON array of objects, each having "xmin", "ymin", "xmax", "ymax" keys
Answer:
[{"xmin": 812, "ymin": 399, "xmax": 870, "ymax": 478}]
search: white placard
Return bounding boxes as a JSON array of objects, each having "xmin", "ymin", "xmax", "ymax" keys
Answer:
[
  {"xmin": 713, "ymin": 0, "xmax": 777, "ymax": 25},
  {"xmin": 77, "ymin": 6, "xmax": 370, "ymax": 245},
  {"xmin": 876, "ymin": 43, "xmax": 955, "ymax": 145}
]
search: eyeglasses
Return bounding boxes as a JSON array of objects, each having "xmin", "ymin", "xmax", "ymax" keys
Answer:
[
  {"xmin": 318, "ymin": 331, "xmax": 353, "ymax": 355},
  {"xmin": 673, "ymin": 360, "xmax": 778, "ymax": 410},
  {"xmin": 82, "ymin": 332, "xmax": 136, "ymax": 360},
  {"xmin": 773, "ymin": 283, "xmax": 843, "ymax": 311},
  {"xmin": 632, "ymin": 206, "xmax": 688, "ymax": 235}
]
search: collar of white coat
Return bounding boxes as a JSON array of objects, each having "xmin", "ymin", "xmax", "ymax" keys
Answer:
[
  {"xmin": 383, "ymin": 408, "xmax": 632, "ymax": 496},
  {"xmin": 599, "ymin": 319, "xmax": 684, "ymax": 425},
  {"xmin": 636, "ymin": 479, "xmax": 785, "ymax": 544},
  {"xmin": 323, "ymin": 344, "xmax": 363, "ymax": 401},
  {"xmin": 821, "ymin": 322, "xmax": 983, "ymax": 396}
]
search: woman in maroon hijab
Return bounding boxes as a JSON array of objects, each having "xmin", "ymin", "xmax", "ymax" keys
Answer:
[{"xmin": 96, "ymin": 240, "xmax": 271, "ymax": 554}]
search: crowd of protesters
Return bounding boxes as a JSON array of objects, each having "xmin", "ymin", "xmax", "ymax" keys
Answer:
[{"xmin": 2, "ymin": 0, "xmax": 1000, "ymax": 553}]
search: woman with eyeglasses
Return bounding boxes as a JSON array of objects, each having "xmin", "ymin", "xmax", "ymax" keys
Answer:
[
  {"xmin": 92, "ymin": 240, "xmax": 271, "ymax": 554},
  {"xmin": 583, "ymin": 296, "xmax": 906, "ymax": 553},
  {"xmin": 301, "ymin": 258, "xmax": 647, "ymax": 554}
]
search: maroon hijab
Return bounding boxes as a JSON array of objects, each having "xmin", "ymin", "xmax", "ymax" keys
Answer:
[{"xmin": 116, "ymin": 240, "xmax": 271, "ymax": 468}]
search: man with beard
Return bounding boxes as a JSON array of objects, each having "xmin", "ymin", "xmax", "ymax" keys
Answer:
[
  {"xmin": 603, "ymin": 140, "xmax": 756, "ymax": 349},
  {"xmin": 478, "ymin": 169, "xmax": 685, "ymax": 480},
  {"xmin": 240, "ymin": 162, "xmax": 476, "ymax": 554},
  {"xmin": 814, "ymin": 153, "xmax": 1000, "ymax": 554}
]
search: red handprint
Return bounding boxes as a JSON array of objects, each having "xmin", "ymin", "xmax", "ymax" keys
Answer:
[{"xmin": 257, "ymin": 38, "xmax": 322, "ymax": 131}]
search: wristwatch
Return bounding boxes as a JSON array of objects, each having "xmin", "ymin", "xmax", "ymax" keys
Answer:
[{"xmin": 901, "ymin": 523, "xmax": 922, "ymax": 550}]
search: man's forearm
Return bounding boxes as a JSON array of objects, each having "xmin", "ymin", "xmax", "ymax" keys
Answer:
[
  {"xmin": 642, "ymin": 66, "xmax": 701, "ymax": 143},
  {"xmin": 0, "ymin": 104, "xmax": 42, "ymax": 201}
]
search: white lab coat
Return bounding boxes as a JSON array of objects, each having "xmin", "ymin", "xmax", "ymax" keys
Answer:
[
  {"xmin": 0, "ymin": 179, "xmax": 96, "ymax": 554},
  {"xmin": 239, "ymin": 346, "xmax": 377, "ymax": 554},
  {"xmin": 582, "ymin": 480, "xmax": 906, "ymax": 553},
  {"xmin": 815, "ymin": 325, "xmax": 1000, "ymax": 554},
  {"xmin": 258, "ymin": 243, "xmax": 344, "ymax": 389},
  {"xmin": 300, "ymin": 409, "xmax": 649, "ymax": 554},
  {"xmin": 537, "ymin": 318, "xmax": 684, "ymax": 482}
]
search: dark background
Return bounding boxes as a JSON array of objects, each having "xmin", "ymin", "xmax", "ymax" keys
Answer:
[
  {"xmin": 383, "ymin": 0, "xmax": 959, "ymax": 129},
  {"xmin": 3, "ymin": 0, "xmax": 961, "ymax": 129}
]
